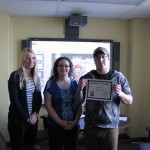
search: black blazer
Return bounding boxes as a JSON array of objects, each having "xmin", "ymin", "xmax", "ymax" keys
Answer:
[{"xmin": 8, "ymin": 71, "xmax": 42, "ymax": 133}]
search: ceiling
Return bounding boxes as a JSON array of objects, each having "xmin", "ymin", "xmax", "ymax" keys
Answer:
[{"xmin": 0, "ymin": 0, "xmax": 150, "ymax": 20}]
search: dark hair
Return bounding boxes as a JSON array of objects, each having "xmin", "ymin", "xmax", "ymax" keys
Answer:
[{"xmin": 51, "ymin": 57, "xmax": 74, "ymax": 80}]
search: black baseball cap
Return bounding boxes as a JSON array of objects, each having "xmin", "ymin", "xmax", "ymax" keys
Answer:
[{"xmin": 93, "ymin": 47, "xmax": 109, "ymax": 57}]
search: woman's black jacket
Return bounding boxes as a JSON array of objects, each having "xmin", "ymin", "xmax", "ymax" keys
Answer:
[{"xmin": 8, "ymin": 71, "xmax": 42, "ymax": 134}]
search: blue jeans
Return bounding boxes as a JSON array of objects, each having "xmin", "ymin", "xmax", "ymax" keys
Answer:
[{"xmin": 84, "ymin": 126, "xmax": 119, "ymax": 150}]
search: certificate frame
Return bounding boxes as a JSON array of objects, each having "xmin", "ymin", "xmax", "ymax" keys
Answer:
[{"xmin": 85, "ymin": 79, "xmax": 113, "ymax": 101}]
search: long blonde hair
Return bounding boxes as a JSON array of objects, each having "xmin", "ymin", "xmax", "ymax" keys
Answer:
[{"xmin": 18, "ymin": 48, "xmax": 41, "ymax": 90}]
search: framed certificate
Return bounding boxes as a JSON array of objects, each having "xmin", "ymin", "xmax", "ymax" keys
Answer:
[{"xmin": 85, "ymin": 79, "xmax": 113, "ymax": 101}]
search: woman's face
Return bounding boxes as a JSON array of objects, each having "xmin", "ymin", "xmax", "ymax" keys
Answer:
[
  {"xmin": 24, "ymin": 51, "xmax": 36, "ymax": 70},
  {"xmin": 57, "ymin": 59, "xmax": 70, "ymax": 76}
]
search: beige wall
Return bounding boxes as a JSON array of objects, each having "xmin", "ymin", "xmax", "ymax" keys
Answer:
[
  {"xmin": 0, "ymin": 13, "xmax": 10, "ymax": 140},
  {"xmin": 128, "ymin": 19, "xmax": 150, "ymax": 137},
  {"xmin": 0, "ymin": 13, "xmax": 150, "ymax": 140}
]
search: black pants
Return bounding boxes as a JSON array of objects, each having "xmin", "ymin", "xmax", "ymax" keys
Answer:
[
  {"xmin": 48, "ymin": 125, "xmax": 80, "ymax": 150},
  {"xmin": 8, "ymin": 122, "xmax": 38, "ymax": 150}
]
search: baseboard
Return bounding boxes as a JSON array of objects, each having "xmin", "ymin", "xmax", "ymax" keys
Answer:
[{"xmin": 129, "ymin": 137, "xmax": 149, "ymax": 144}]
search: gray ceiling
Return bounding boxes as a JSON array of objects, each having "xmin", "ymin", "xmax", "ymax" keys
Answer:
[{"xmin": 0, "ymin": 0, "xmax": 150, "ymax": 20}]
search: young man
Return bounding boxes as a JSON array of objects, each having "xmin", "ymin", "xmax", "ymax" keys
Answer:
[{"xmin": 75, "ymin": 47, "xmax": 133, "ymax": 150}]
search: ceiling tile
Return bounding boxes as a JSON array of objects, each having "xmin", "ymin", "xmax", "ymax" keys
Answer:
[
  {"xmin": 61, "ymin": 0, "xmax": 145, "ymax": 5},
  {"xmin": 0, "ymin": 0, "xmax": 150, "ymax": 19}
]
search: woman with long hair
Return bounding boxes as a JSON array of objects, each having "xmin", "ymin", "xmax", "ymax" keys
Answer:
[
  {"xmin": 8, "ymin": 48, "xmax": 42, "ymax": 150},
  {"xmin": 44, "ymin": 56, "xmax": 82, "ymax": 150}
]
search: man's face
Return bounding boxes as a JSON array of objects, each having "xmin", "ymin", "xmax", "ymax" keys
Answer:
[{"xmin": 94, "ymin": 53, "xmax": 109, "ymax": 70}]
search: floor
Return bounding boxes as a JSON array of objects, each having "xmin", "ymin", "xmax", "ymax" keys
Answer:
[
  {"xmin": 6, "ymin": 133, "xmax": 143, "ymax": 150},
  {"xmin": 38, "ymin": 140, "xmax": 139, "ymax": 150}
]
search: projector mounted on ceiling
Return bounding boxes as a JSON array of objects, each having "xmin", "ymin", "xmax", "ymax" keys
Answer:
[{"xmin": 68, "ymin": 14, "xmax": 87, "ymax": 27}]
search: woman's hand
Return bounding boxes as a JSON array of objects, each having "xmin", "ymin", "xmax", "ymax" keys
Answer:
[
  {"xmin": 65, "ymin": 120, "xmax": 76, "ymax": 130},
  {"xmin": 27, "ymin": 112, "xmax": 38, "ymax": 125},
  {"xmin": 59, "ymin": 120, "xmax": 76, "ymax": 130}
]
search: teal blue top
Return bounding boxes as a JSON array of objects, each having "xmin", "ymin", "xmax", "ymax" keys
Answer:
[{"xmin": 44, "ymin": 78, "xmax": 78, "ymax": 127}]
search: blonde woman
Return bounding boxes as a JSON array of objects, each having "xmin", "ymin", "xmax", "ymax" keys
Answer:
[{"xmin": 8, "ymin": 48, "xmax": 42, "ymax": 150}]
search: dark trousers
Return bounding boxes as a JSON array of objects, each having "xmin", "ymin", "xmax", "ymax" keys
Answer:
[
  {"xmin": 8, "ymin": 122, "xmax": 38, "ymax": 150},
  {"xmin": 84, "ymin": 126, "xmax": 119, "ymax": 150},
  {"xmin": 48, "ymin": 125, "xmax": 80, "ymax": 150}
]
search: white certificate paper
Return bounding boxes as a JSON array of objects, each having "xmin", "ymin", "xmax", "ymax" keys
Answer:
[{"xmin": 86, "ymin": 79, "xmax": 113, "ymax": 101}]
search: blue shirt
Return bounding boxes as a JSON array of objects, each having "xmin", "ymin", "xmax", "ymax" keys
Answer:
[{"xmin": 44, "ymin": 78, "xmax": 78, "ymax": 126}]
